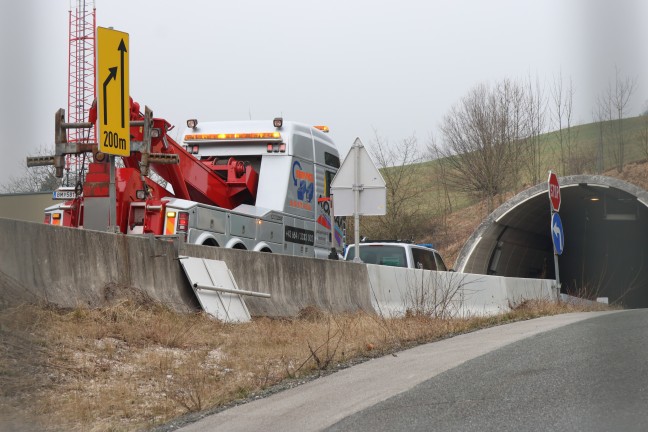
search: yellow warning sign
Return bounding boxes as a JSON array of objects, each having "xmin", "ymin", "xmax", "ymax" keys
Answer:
[{"xmin": 97, "ymin": 27, "xmax": 130, "ymax": 156}]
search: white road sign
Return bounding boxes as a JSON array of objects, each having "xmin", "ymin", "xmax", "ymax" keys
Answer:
[{"xmin": 331, "ymin": 138, "xmax": 386, "ymax": 216}]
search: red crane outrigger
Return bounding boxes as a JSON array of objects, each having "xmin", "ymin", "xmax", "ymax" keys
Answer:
[{"xmin": 31, "ymin": 99, "xmax": 260, "ymax": 234}]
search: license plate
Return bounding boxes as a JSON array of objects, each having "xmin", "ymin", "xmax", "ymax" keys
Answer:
[{"xmin": 52, "ymin": 189, "xmax": 76, "ymax": 200}]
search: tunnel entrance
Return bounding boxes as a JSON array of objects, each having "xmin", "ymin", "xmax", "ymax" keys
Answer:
[{"xmin": 455, "ymin": 175, "xmax": 648, "ymax": 308}]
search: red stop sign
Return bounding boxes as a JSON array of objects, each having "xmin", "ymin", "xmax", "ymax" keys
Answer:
[{"xmin": 548, "ymin": 171, "xmax": 561, "ymax": 212}]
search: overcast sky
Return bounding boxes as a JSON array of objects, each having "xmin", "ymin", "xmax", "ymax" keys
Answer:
[{"xmin": 1, "ymin": 0, "xmax": 646, "ymax": 189}]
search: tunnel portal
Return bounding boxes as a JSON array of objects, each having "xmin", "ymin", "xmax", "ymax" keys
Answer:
[{"xmin": 455, "ymin": 175, "xmax": 648, "ymax": 308}]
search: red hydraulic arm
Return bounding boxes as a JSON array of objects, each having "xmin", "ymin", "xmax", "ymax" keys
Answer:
[
  {"xmin": 91, "ymin": 99, "xmax": 259, "ymax": 210},
  {"xmin": 124, "ymin": 100, "xmax": 259, "ymax": 209}
]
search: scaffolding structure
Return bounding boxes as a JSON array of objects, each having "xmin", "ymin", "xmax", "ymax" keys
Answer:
[{"xmin": 66, "ymin": 0, "xmax": 96, "ymax": 186}]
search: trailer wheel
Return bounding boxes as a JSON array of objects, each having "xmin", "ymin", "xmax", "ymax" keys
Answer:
[
  {"xmin": 232, "ymin": 243, "xmax": 247, "ymax": 250},
  {"xmin": 260, "ymin": 247, "xmax": 272, "ymax": 253},
  {"xmin": 202, "ymin": 238, "xmax": 219, "ymax": 247}
]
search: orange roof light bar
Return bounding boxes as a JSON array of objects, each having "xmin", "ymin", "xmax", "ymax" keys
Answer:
[
  {"xmin": 185, "ymin": 132, "xmax": 282, "ymax": 141},
  {"xmin": 314, "ymin": 125, "xmax": 329, "ymax": 133}
]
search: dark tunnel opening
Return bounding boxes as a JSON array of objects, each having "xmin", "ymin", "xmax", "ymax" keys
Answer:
[{"xmin": 456, "ymin": 175, "xmax": 648, "ymax": 308}]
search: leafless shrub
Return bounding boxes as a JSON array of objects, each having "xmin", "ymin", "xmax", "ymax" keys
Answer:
[
  {"xmin": 401, "ymin": 270, "xmax": 471, "ymax": 319},
  {"xmin": 361, "ymin": 132, "xmax": 431, "ymax": 241}
]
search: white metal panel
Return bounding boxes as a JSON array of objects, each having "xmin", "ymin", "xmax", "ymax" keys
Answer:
[
  {"xmin": 331, "ymin": 138, "xmax": 386, "ymax": 216},
  {"xmin": 331, "ymin": 138, "xmax": 386, "ymax": 189},
  {"xmin": 179, "ymin": 257, "xmax": 251, "ymax": 323},
  {"xmin": 332, "ymin": 188, "xmax": 386, "ymax": 216}
]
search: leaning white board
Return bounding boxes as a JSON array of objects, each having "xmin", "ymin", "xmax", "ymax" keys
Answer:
[{"xmin": 179, "ymin": 256, "xmax": 251, "ymax": 323}]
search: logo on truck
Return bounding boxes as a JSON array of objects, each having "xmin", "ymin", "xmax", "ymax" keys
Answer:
[{"xmin": 290, "ymin": 161, "xmax": 314, "ymax": 211}]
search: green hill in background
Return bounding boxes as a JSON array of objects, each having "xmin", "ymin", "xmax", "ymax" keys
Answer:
[{"xmin": 366, "ymin": 114, "xmax": 648, "ymax": 264}]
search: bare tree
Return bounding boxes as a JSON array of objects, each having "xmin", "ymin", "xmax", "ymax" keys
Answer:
[
  {"xmin": 550, "ymin": 72, "xmax": 581, "ymax": 174},
  {"xmin": 522, "ymin": 74, "xmax": 547, "ymax": 184},
  {"xmin": 361, "ymin": 132, "xmax": 430, "ymax": 240},
  {"xmin": 428, "ymin": 134, "xmax": 453, "ymax": 222},
  {"xmin": 435, "ymin": 80, "xmax": 531, "ymax": 212},
  {"xmin": 610, "ymin": 66, "xmax": 637, "ymax": 173},
  {"xmin": 1, "ymin": 146, "xmax": 61, "ymax": 193},
  {"xmin": 597, "ymin": 65, "xmax": 638, "ymax": 173},
  {"xmin": 593, "ymin": 92, "xmax": 612, "ymax": 173}
]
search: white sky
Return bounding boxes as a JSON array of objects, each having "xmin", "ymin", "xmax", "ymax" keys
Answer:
[{"xmin": 1, "ymin": 0, "xmax": 646, "ymax": 188}]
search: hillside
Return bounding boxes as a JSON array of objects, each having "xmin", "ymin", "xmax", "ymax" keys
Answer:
[{"xmin": 387, "ymin": 115, "xmax": 648, "ymax": 267}]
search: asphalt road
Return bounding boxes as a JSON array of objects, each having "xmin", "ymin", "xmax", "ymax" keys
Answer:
[
  {"xmin": 326, "ymin": 309, "xmax": 648, "ymax": 432},
  {"xmin": 176, "ymin": 310, "xmax": 644, "ymax": 432}
]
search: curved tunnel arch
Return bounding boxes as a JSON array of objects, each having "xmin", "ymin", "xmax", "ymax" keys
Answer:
[{"xmin": 456, "ymin": 175, "xmax": 648, "ymax": 308}]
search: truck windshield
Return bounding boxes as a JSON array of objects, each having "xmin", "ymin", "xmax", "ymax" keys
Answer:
[{"xmin": 346, "ymin": 245, "xmax": 407, "ymax": 267}]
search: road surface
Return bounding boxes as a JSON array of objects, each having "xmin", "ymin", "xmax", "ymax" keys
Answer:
[{"xmin": 177, "ymin": 310, "xmax": 647, "ymax": 431}]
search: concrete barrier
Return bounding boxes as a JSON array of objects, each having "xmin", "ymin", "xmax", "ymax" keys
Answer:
[
  {"xmin": 179, "ymin": 244, "xmax": 374, "ymax": 316},
  {"xmin": 0, "ymin": 218, "xmax": 555, "ymax": 317},
  {"xmin": 0, "ymin": 218, "xmax": 373, "ymax": 316},
  {"xmin": 0, "ymin": 218, "xmax": 197, "ymax": 311},
  {"xmin": 365, "ymin": 264, "xmax": 556, "ymax": 318}
]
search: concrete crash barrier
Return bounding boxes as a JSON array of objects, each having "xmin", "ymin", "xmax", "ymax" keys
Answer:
[
  {"xmin": 364, "ymin": 264, "xmax": 556, "ymax": 318},
  {"xmin": 0, "ymin": 218, "xmax": 198, "ymax": 311},
  {"xmin": 180, "ymin": 244, "xmax": 374, "ymax": 317},
  {"xmin": 0, "ymin": 217, "xmax": 555, "ymax": 318},
  {"xmin": 0, "ymin": 218, "xmax": 374, "ymax": 316}
]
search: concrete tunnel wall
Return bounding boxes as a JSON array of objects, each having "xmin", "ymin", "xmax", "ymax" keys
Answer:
[{"xmin": 455, "ymin": 175, "xmax": 648, "ymax": 308}]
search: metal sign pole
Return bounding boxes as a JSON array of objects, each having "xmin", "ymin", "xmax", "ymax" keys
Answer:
[
  {"xmin": 353, "ymin": 141, "xmax": 362, "ymax": 263},
  {"xmin": 548, "ymin": 171, "xmax": 562, "ymax": 301},
  {"xmin": 109, "ymin": 155, "xmax": 117, "ymax": 232},
  {"xmin": 329, "ymin": 195, "xmax": 338, "ymax": 259},
  {"xmin": 554, "ymin": 252, "xmax": 561, "ymax": 298}
]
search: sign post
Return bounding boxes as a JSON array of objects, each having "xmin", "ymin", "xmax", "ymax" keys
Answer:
[
  {"xmin": 330, "ymin": 138, "xmax": 386, "ymax": 263},
  {"xmin": 548, "ymin": 171, "xmax": 563, "ymax": 299},
  {"xmin": 97, "ymin": 27, "xmax": 129, "ymax": 232}
]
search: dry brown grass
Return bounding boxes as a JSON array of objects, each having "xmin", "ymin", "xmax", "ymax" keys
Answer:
[{"xmin": 0, "ymin": 298, "xmax": 609, "ymax": 431}]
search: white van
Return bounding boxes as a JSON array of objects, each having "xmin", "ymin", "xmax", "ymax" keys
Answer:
[{"xmin": 344, "ymin": 242, "xmax": 448, "ymax": 271}]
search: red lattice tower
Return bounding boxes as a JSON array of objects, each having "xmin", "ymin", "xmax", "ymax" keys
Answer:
[{"xmin": 66, "ymin": 0, "xmax": 96, "ymax": 186}]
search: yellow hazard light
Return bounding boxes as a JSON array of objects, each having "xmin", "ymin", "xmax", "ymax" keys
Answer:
[
  {"xmin": 185, "ymin": 132, "xmax": 281, "ymax": 141},
  {"xmin": 165, "ymin": 212, "xmax": 177, "ymax": 235},
  {"xmin": 52, "ymin": 213, "xmax": 61, "ymax": 226},
  {"xmin": 314, "ymin": 125, "xmax": 329, "ymax": 133}
]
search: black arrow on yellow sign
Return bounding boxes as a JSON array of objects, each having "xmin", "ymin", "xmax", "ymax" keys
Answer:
[
  {"xmin": 101, "ymin": 41, "xmax": 128, "ymax": 128},
  {"xmin": 102, "ymin": 66, "xmax": 117, "ymax": 126},
  {"xmin": 118, "ymin": 39, "xmax": 127, "ymax": 127}
]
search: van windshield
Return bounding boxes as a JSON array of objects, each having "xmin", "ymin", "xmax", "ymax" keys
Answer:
[{"xmin": 346, "ymin": 245, "xmax": 407, "ymax": 267}]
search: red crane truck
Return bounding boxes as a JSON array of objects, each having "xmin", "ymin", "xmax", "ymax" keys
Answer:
[{"xmin": 29, "ymin": 99, "xmax": 345, "ymax": 259}]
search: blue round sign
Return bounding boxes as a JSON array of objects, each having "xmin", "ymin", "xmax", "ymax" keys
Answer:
[{"xmin": 551, "ymin": 213, "xmax": 564, "ymax": 255}]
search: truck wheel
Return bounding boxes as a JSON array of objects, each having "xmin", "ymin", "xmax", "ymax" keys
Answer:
[{"xmin": 202, "ymin": 238, "xmax": 219, "ymax": 247}]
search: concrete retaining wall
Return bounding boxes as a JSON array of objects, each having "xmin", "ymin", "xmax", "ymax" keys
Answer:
[{"xmin": 0, "ymin": 218, "xmax": 555, "ymax": 317}]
